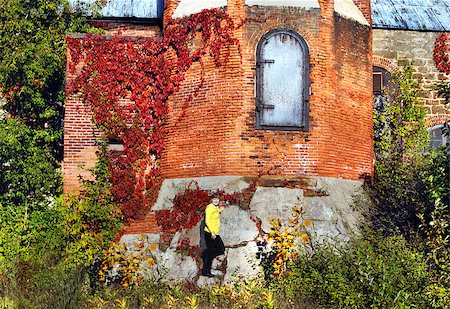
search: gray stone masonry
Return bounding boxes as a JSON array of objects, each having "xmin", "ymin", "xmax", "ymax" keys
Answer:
[
  {"xmin": 126, "ymin": 175, "xmax": 366, "ymax": 285},
  {"xmin": 373, "ymin": 29, "xmax": 450, "ymax": 119}
]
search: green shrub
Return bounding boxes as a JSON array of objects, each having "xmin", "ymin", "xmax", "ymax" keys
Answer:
[
  {"xmin": 276, "ymin": 234, "xmax": 429, "ymax": 308},
  {"xmin": 369, "ymin": 65, "xmax": 431, "ymax": 237},
  {"xmin": 0, "ymin": 135, "xmax": 122, "ymax": 306},
  {"xmin": 0, "ymin": 118, "xmax": 63, "ymax": 270},
  {"xmin": 419, "ymin": 149, "xmax": 450, "ymax": 300},
  {"xmin": 59, "ymin": 143, "xmax": 124, "ymax": 269}
]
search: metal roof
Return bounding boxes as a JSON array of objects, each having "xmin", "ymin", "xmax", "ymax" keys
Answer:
[
  {"xmin": 372, "ymin": 0, "xmax": 450, "ymax": 31},
  {"xmin": 69, "ymin": 0, "xmax": 450, "ymax": 31},
  {"xmin": 69, "ymin": 0, "xmax": 163, "ymax": 20}
]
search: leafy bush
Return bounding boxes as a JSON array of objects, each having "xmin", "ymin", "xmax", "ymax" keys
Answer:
[
  {"xmin": 0, "ymin": 118, "xmax": 62, "ymax": 269},
  {"xmin": 256, "ymin": 204, "xmax": 311, "ymax": 281},
  {"xmin": 368, "ymin": 65, "xmax": 431, "ymax": 237},
  {"xmin": 0, "ymin": 140, "xmax": 123, "ymax": 307},
  {"xmin": 368, "ymin": 63, "xmax": 449, "ymax": 305},
  {"xmin": 419, "ymin": 149, "xmax": 450, "ymax": 306},
  {"xmin": 0, "ymin": 0, "xmax": 100, "ymax": 159},
  {"xmin": 276, "ymin": 233, "xmax": 429, "ymax": 308},
  {"xmin": 60, "ymin": 144, "xmax": 124, "ymax": 269}
]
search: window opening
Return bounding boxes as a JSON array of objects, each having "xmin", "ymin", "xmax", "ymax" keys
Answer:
[{"xmin": 428, "ymin": 124, "xmax": 448, "ymax": 150}]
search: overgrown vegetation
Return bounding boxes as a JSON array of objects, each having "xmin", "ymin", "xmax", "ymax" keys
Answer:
[
  {"xmin": 369, "ymin": 66, "xmax": 432, "ymax": 236},
  {"xmin": 365, "ymin": 65, "xmax": 450, "ymax": 306},
  {"xmin": 0, "ymin": 1, "xmax": 448, "ymax": 306}
]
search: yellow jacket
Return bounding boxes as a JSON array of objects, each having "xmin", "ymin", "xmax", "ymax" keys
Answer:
[{"xmin": 204, "ymin": 203, "xmax": 222, "ymax": 234}]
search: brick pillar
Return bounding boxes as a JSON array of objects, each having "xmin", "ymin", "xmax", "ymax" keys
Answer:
[
  {"xmin": 163, "ymin": 0, "xmax": 181, "ymax": 26},
  {"xmin": 63, "ymin": 49, "xmax": 99, "ymax": 193},
  {"xmin": 314, "ymin": 0, "xmax": 338, "ymax": 176}
]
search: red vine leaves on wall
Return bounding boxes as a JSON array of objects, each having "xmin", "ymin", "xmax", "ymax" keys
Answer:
[
  {"xmin": 67, "ymin": 9, "xmax": 241, "ymax": 222},
  {"xmin": 433, "ymin": 32, "xmax": 450, "ymax": 75}
]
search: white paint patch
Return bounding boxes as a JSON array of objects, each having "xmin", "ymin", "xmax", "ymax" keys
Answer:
[
  {"xmin": 172, "ymin": 0, "xmax": 227, "ymax": 19},
  {"xmin": 334, "ymin": 0, "xmax": 369, "ymax": 26},
  {"xmin": 245, "ymin": 0, "xmax": 319, "ymax": 9}
]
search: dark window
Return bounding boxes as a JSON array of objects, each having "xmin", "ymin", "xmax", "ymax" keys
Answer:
[
  {"xmin": 373, "ymin": 72, "xmax": 383, "ymax": 94},
  {"xmin": 428, "ymin": 125, "xmax": 448, "ymax": 150},
  {"xmin": 373, "ymin": 67, "xmax": 392, "ymax": 95},
  {"xmin": 256, "ymin": 29, "xmax": 310, "ymax": 131},
  {"xmin": 373, "ymin": 66, "xmax": 393, "ymax": 113}
]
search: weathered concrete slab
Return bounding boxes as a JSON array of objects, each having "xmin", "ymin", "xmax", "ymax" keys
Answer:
[
  {"xmin": 126, "ymin": 176, "xmax": 364, "ymax": 285},
  {"xmin": 221, "ymin": 205, "xmax": 260, "ymax": 246},
  {"xmin": 249, "ymin": 187, "xmax": 304, "ymax": 232},
  {"xmin": 152, "ymin": 176, "xmax": 250, "ymax": 211},
  {"xmin": 224, "ymin": 242, "xmax": 260, "ymax": 282},
  {"xmin": 303, "ymin": 177, "xmax": 364, "ymax": 243}
]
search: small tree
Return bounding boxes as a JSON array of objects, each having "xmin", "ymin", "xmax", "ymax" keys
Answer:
[
  {"xmin": 0, "ymin": 0, "xmax": 98, "ymax": 160},
  {"xmin": 369, "ymin": 65, "xmax": 430, "ymax": 236}
]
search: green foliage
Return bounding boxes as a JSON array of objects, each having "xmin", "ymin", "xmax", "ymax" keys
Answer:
[
  {"xmin": 0, "ymin": 118, "xmax": 62, "ymax": 268},
  {"xmin": 368, "ymin": 65, "xmax": 440, "ymax": 237},
  {"xmin": 374, "ymin": 65, "xmax": 428, "ymax": 159},
  {"xmin": 368, "ymin": 63, "xmax": 449, "ymax": 307},
  {"xmin": 276, "ymin": 234, "xmax": 429, "ymax": 308},
  {"xmin": 0, "ymin": 142, "xmax": 123, "ymax": 308},
  {"xmin": 0, "ymin": 0, "xmax": 98, "ymax": 159},
  {"xmin": 0, "ymin": 249, "xmax": 86, "ymax": 308},
  {"xmin": 419, "ymin": 149, "xmax": 450, "ymax": 293},
  {"xmin": 80, "ymin": 279, "xmax": 310, "ymax": 309},
  {"xmin": 60, "ymin": 144, "xmax": 124, "ymax": 269}
]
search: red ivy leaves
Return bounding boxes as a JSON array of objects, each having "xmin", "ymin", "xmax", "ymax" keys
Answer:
[
  {"xmin": 433, "ymin": 33, "xmax": 450, "ymax": 74},
  {"xmin": 67, "ymin": 9, "xmax": 240, "ymax": 222},
  {"xmin": 155, "ymin": 183, "xmax": 211, "ymax": 232},
  {"xmin": 155, "ymin": 182, "xmax": 237, "ymax": 232}
]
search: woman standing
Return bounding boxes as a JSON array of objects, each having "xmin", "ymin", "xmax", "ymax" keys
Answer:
[{"xmin": 201, "ymin": 194, "xmax": 227, "ymax": 277}]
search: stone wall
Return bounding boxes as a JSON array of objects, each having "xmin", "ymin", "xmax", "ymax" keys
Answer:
[
  {"xmin": 124, "ymin": 175, "xmax": 364, "ymax": 285},
  {"xmin": 373, "ymin": 29, "xmax": 450, "ymax": 127}
]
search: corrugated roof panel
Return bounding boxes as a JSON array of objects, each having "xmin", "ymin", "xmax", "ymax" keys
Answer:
[
  {"xmin": 372, "ymin": 0, "xmax": 450, "ymax": 31},
  {"xmin": 69, "ymin": 0, "xmax": 163, "ymax": 19},
  {"xmin": 418, "ymin": 7, "xmax": 445, "ymax": 31},
  {"xmin": 432, "ymin": 5, "xmax": 450, "ymax": 30}
]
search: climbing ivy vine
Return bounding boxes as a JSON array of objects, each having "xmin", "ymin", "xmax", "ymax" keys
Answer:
[
  {"xmin": 67, "ymin": 9, "xmax": 241, "ymax": 221},
  {"xmin": 433, "ymin": 33, "xmax": 450, "ymax": 106}
]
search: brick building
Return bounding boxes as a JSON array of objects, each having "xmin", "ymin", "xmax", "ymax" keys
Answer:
[
  {"xmin": 65, "ymin": 0, "xmax": 373, "ymax": 191},
  {"xmin": 63, "ymin": 0, "xmax": 448, "ymax": 281}
]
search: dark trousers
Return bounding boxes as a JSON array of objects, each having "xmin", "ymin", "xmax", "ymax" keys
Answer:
[{"xmin": 202, "ymin": 232, "xmax": 225, "ymax": 273}]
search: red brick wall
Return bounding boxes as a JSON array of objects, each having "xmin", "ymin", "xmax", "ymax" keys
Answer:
[
  {"xmin": 352, "ymin": 0, "xmax": 372, "ymax": 24},
  {"xmin": 333, "ymin": 16, "xmax": 373, "ymax": 177},
  {"xmin": 160, "ymin": 2, "xmax": 373, "ymax": 180},
  {"xmin": 163, "ymin": 0, "xmax": 181, "ymax": 25},
  {"xmin": 64, "ymin": 3, "xmax": 374, "ymax": 193},
  {"xmin": 63, "ymin": 24, "xmax": 162, "ymax": 193}
]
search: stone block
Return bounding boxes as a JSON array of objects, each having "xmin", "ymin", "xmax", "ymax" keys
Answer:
[
  {"xmin": 224, "ymin": 242, "xmax": 260, "ymax": 283},
  {"xmin": 152, "ymin": 176, "xmax": 250, "ymax": 210},
  {"xmin": 221, "ymin": 205, "xmax": 260, "ymax": 246},
  {"xmin": 249, "ymin": 187, "xmax": 304, "ymax": 232}
]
